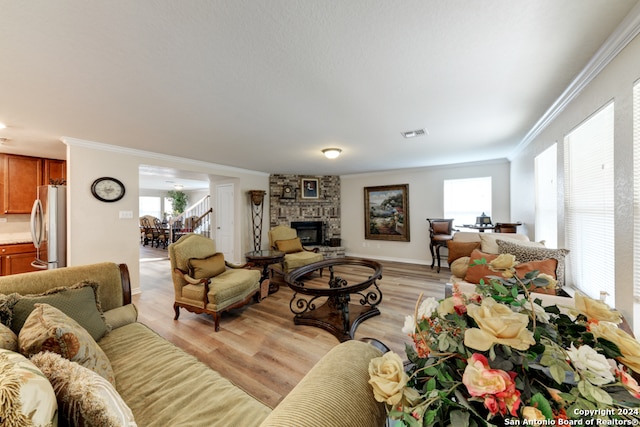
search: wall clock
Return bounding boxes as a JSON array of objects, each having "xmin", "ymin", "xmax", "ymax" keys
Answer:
[{"xmin": 91, "ymin": 177, "xmax": 126, "ymax": 202}]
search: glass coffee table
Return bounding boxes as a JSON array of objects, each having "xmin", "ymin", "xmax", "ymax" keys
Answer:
[{"xmin": 284, "ymin": 258, "xmax": 383, "ymax": 342}]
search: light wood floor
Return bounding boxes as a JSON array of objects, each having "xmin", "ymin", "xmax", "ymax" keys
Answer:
[{"xmin": 135, "ymin": 245, "xmax": 451, "ymax": 408}]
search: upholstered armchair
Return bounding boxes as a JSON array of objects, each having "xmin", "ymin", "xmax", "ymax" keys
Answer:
[
  {"xmin": 169, "ymin": 233, "xmax": 262, "ymax": 331},
  {"xmin": 268, "ymin": 225, "xmax": 323, "ymax": 276}
]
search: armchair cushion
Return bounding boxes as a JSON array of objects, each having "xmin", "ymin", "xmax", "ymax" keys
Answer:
[
  {"xmin": 284, "ymin": 251, "xmax": 324, "ymax": 272},
  {"xmin": 188, "ymin": 253, "xmax": 226, "ymax": 280},
  {"xmin": 275, "ymin": 238, "xmax": 304, "ymax": 254}
]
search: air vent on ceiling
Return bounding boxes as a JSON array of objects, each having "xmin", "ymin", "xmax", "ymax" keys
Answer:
[{"xmin": 401, "ymin": 128, "xmax": 427, "ymax": 138}]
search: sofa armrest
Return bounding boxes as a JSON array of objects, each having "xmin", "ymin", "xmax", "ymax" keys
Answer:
[{"xmin": 259, "ymin": 340, "xmax": 387, "ymax": 427}]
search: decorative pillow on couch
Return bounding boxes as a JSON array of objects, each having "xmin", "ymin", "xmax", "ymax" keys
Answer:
[
  {"xmin": 31, "ymin": 351, "xmax": 137, "ymax": 427},
  {"xmin": 0, "ymin": 348, "xmax": 57, "ymax": 427},
  {"xmin": 0, "ymin": 323, "xmax": 18, "ymax": 351},
  {"xmin": 19, "ymin": 303, "xmax": 116, "ymax": 386},
  {"xmin": 478, "ymin": 233, "xmax": 539, "ymax": 254},
  {"xmin": 275, "ymin": 237, "xmax": 304, "ymax": 254},
  {"xmin": 7, "ymin": 281, "xmax": 109, "ymax": 341},
  {"xmin": 464, "ymin": 249, "xmax": 558, "ymax": 286},
  {"xmin": 496, "ymin": 240, "xmax": 569, "ymax": 287},
  {"xmin": 447, "ymin": 241, "xmax": 480, "ymax": 264},
  {"xmin": 188, "ymin": 253, "xmax": 226, "ymax": 280}
]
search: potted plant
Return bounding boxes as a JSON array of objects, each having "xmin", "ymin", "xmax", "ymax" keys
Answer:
[{"xmin": 167, "ymin": 190, "xmax": 188, "ymax": 215}]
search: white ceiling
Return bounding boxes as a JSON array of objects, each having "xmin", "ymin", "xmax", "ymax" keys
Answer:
[{"xmin": 1, "ymin": 1, "xmax": 639, "ymax": 176}]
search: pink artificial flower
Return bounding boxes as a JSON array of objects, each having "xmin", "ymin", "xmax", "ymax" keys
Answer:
[
  {"xmin": 613, "ymin": 362, "xmax": 640, "ymax": 398},
  {"xmin": 462, "ymin": 353, "xmax": 521, "ymax": 417}
]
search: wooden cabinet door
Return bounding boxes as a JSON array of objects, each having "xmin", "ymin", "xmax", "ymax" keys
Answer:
[
  {"xmin": 3, "ymin": 252, "xmax": 42, "ymax": 275},
  {"xmin": 43, "ymin": 159, "xmax": 66, "ymax": 184},
  {"xmin": 3, "ymin": 155, "xmax": 43, "ymax": 214}
]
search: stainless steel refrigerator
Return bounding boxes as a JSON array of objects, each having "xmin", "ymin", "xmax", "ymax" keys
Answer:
[{"xmin": 30, "ymin": 185, "xmax": 67, "ymax": 269}]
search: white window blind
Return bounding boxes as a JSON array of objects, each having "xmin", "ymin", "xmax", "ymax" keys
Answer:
[
  {"xmin": 139, "ymin": 196, "xmax": 161, "ymax": 219},
  {"xmin": 535, "ymin": 144, "xmax": 558, "ymax": 248},
  {"xmin": 443, "ymin": 177, "xmax": 491, "ymax": 226},
  {"xmin": 564, "ymin": 102, "xmax": 615, "ymax": 301},
  {"xmin": 633, "ymin": 81, "xmax": 640, "ymax": 303}
]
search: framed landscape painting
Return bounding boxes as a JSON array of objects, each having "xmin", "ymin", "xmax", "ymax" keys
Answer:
[{"xmin": 364, "ymin": 184, "xmax": 410, "ymax": 241}]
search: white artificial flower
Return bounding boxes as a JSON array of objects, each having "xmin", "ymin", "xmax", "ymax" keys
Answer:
[
  {"xmin": 418, "ymin": 297, "xmax": 439, "ymax": 319},
  {"xmin": 566, "ymin": 344, "xmax": 615, "ymax": 385},
  {"xmin": 402, "ymin": 314, "xmax": 416, "ymax": 335},
  {"xmin": 519, "ymin": 301, "xmax": 550, "ymax": 323}
]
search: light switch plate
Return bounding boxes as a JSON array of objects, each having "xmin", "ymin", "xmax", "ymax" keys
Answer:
[{"xmin": 119, "ymin": 210, "xmax": 133, "ymax": 219}]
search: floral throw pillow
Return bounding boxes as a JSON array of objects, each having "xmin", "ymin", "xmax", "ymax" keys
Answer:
[
  {"xmin": 31, "ymin": 351, "xmax": 137, "ymax": 427},
  {"xmin": 19, "ymin": 303, "xmax": 116, "ymax": 386},
  {"xmin": 0, "ymin": 348, "xmax": 58, "ymax": 427}
]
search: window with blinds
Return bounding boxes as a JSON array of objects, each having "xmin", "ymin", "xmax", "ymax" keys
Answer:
[
  {"xmin": 633, "ymin": 82, "xmax": 640, "ymax": 303},
  {"xmin": 535, "ymin": 144, "xmax": 558, "ymax": 248},
  {"xmin": 564, "ymin": 102, "xmax": 615, "ymax": 301}
]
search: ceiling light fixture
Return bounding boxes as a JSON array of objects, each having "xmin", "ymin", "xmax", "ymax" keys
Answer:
[
  {"xmin": 174, "ymin": 184, "xmax": 184, "ymax": 190},
  {"xmin": 322, "ymin": 148, "xmax": 342, "ymax": 159},
  {"xmin": 401, "ymin": 128, "xmax": 428, "ymax": 138},
  {"xmin": 0, "ymin": 123, "xmax": 6, "ymax": 130}
]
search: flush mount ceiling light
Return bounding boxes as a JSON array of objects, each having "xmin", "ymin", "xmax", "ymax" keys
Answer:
[
  {"xmin": 0, "ymin": 123, "xmax": 6, "ymax": 130},
  {"xmin": 174, "ymin": 184, "xmax": 184, "ymax": 190},
  {"xmin": 401, "ymin": 128, "xmax": 428, "ymax": 138},
  {"xmin": 322, "ymin": 148, "xmax": 342, "ymax": 159}
]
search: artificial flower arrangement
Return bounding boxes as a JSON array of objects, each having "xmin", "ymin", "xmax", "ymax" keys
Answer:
[{"xmin": 368, "ymin": 254, "xmax": 640, "ymax": 426}]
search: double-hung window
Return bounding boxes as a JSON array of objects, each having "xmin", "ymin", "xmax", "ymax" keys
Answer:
[{"xmin": 443, "ymin": 177, "xmax": 492, "ymax": 225}]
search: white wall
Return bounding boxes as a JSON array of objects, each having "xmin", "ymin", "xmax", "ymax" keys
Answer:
[
  {"xmin": 510, "ymin": 33, "xmax": 640, "ymax": 331},
  {"xmin": 341, "ymin": 159, "xmax": 511, "ymax": 264},
  {"xmin": 64, "ymin": 138, "xmax": 269, "ymax": 294}
]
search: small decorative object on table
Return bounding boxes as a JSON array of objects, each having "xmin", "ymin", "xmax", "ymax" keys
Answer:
[{"xmin": 369, "ymin": 254, "xmax": 640, "ymax": 426}]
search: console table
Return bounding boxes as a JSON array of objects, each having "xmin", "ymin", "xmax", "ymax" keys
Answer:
[{"xmin": 284, "ymin": 258, "xmax": 383, "ymax": 342}]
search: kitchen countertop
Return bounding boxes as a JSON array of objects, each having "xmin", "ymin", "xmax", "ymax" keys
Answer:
[{"xmin": 0, "ymin": 232, "xmax": 33, "ymax": 245}]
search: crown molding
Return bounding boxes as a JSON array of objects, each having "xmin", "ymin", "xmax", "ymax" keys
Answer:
[
  {"xmin": 61, "ymin": 136, "xmax": 269, "ymax": 177},
  {"xmin": 510, "ymin": 2, "xmax": 640, "ymax": 159}
]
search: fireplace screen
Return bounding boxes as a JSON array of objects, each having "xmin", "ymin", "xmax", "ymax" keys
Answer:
[{"xmin": 291, "ymin": 221, "xmax": 323, "ymax": 246}]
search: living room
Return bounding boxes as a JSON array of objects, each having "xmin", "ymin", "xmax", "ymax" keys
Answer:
[{"xmin": 1, "ymin": 1, "xmax": 639, "ymax": 329}]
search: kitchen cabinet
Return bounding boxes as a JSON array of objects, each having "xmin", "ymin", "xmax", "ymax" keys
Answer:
[
  {"xmin": 0, "ymin": 243, "xmax": 46, "ymax": 275},
  {"xmin": 0, "ymin": 154, "xmax": 66, "ymax": 214},
  {"xmin": 2, "ymin": 154, "xmax": 42, "ymax": 214},
  {"xmin": 43, "ymin": 158, "xmax": 66, "ymax": 184}
]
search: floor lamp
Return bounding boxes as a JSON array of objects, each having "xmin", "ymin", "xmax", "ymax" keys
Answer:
[{"xmin": 248, "ymin": 190, "xmax": 266, "ymax": 252}]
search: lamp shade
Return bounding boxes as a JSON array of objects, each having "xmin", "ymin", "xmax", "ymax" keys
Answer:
[{"xmin": 322, "ymin": 148, "xmax": 342, "ymax": 159}]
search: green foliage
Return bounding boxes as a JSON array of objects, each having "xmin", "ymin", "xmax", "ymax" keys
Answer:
[{"xmin": 167, "ymin": 190, "xmax": 188, "ymax": 215}]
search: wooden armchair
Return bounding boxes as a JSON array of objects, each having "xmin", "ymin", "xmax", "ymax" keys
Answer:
[
  {"xmin": 427, "ymin": 218, "xmax": 456, "ymax": 273},
  {"xmin": 268, "ymin": 225, "xmax": 323, "ymax": 276},
  {"xmin": 169, "ymin": 233, "xmax": 261, "ymax": 331}
]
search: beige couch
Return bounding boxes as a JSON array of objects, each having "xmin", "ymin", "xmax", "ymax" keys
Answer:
[
  {"xmin": 447, "ymin": 231, "xmax": 572, "ymax": 303},
  {"xmin": 0, "ymin": 262, "xmax": 386, "ymax": 427}
]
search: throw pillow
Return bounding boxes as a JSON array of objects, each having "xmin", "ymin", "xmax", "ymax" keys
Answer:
[
  {"xmin": 19, "ymin": 303, "xmax": 116, "ymax": 386},
  {"xmin": 496, "ymin": 240, "xmax": 570, "ymax": 287},
  {"xmin": 478, "ymin": 233, "xmax": 535, "ymax": 254},
  {"xmin": 275, "ymin": 237, "xmax": 304, "ymax": 254},
  {"xmin": 0, "ymin": 293, "xmax": 19, "ymax": 328},
  {"xmin": 464, "ymin": 249, "xmax": 558, "ymax": 286},
  {"xmin": 447, "ymin": 241, "xmax": 480, "ymax": 264},
  {"xmin": 103, "ymin": 304, "xmax": 138, "ymax": 331},
  {"xmin": 0, "ymin": 323, "xmax": 18, "ymax": 352},
  {"xmin": 0, "ymin": 349, "xmax": 57, "ymax": 427},
  {"xmin": 450, "ymin": 256, "xmax": 471, "ymax": 278},
  {"xmin": 9, "ymin": 281, "xmax": 109, "ymax": 341},
  {"xmin": 31, "ymin": 352, "xmax": 137, "ymax": 427},
  {"xmin": 189, "ymin": 253, "xmax": 226, "ymax": 280}
]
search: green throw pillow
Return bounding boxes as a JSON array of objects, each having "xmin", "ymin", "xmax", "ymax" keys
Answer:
[{"xmin": 9, "ymin": 281, "xmax": 109, "ymax": 341}]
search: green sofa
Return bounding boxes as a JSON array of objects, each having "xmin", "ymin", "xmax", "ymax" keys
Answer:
[{"xmin": 0, "ymin": 262, "xmax": 387, "ymax": 427}]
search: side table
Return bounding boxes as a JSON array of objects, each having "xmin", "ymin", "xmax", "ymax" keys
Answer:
[{"xmin": 245, "ymin": 250, "xmax": 285, "ymax": 295}]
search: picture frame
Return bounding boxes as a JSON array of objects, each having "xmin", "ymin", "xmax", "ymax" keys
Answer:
[
  {"xmin": 364, "ymin": 184, "xmax": 410, "ymax": 241},
  {"xmin": 301, "ymin": 178, "xmax": 319, "ymax": 199}
]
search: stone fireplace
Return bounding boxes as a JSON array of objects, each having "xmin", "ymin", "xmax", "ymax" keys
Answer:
[{"xmin": 269, "ymin": 174, "xmax": 343, "ymax": 257}]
